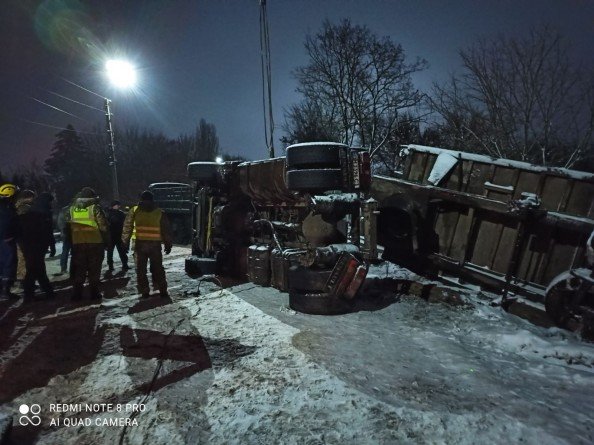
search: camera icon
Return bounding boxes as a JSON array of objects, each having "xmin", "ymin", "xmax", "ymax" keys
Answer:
[{"xmin": 18, "ymin": 404, "xmax": 41, "ymax": 426}]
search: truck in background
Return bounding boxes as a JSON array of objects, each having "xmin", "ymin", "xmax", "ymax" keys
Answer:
[{"xmin": 148, "ymin": 182, "xmax": 194, "ymax": 245}]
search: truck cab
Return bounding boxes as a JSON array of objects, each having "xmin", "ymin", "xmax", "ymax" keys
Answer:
[{"xmin": 184, "ymin": 143, "xmax": 374, "ymax": 314}]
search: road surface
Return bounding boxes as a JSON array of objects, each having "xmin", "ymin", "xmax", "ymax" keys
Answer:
[{"xmin": 1, "ymin": 246, "xmax": 593, "ymax": 444}]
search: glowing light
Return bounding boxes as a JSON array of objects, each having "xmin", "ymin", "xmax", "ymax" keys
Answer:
[
  {"xmin": 105, "ymin": 59, "xmax": 137, "ymax": 89},
  {"xmin": 215, "ymin": 156, "xmax": 224, "ymax": 164}
]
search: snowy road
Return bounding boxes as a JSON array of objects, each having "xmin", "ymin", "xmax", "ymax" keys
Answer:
[{"xmin": 1, "ymin": 246, "xmax": 593, "ymax": 444}]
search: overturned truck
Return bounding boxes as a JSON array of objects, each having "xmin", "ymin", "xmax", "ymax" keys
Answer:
[
  {"xmin": 185, "ymin": 142, "xmax": 594, "ymax": 333},
  {"xmin": 185, "ymin": 143, "xmax": 374, "ymax": 314}
]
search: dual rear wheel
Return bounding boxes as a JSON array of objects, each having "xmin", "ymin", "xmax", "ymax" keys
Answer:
[{"xmin": 285, "ymin": 143, "xmax": 346, "ymax": 193}]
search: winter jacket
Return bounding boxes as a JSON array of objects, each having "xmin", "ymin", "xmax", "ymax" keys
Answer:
[
  {"xmin": 0, "ymin": 199, "xmax": 18, "ymax": 241},
  {"xmin": 122, "ymin": 200, "xmax": 173, "ymax": 249},
  {"xmin": 65, "ymin": 197, "xmax": 110, "ymax": 245},
  {"xmin": 25, "ymin": 193, "xmax": 56, "ymax": 251},
  {"xmin": 18, "ymin": 199, "xmax": 55, "ymax": 252},
  {"xmin": 107, "ymin": 207, "xmax": 127, "ymax": 239},
  {"xmin": 15, "ymin": 195, "xmax": 35, "ymax": 216},
  {"xmin": 57, "ymin": 205, "xmax": 69, "ymax": 233}
]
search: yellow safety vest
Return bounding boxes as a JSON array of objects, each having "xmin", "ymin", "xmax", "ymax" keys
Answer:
[
  {"xmin": 133, "ymin": 206, "xmax": 162, "ymax": 241},
  {"xmin": 70, "ymin": 204, "xmax": 102, "ymax": 244}
]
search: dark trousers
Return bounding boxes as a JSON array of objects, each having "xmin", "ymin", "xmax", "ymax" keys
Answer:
[
  {"xmin": 60, "ymin": 236, "xmax": 71, "ymax": 272},
  {"xmin": 134, "ymin": 241, "xmax": 167, "ymax": 294},
  {"xmin": 107, "ymin": 238, "xmax": 128, "ymax": 269},
  {"xmin": 72, "ymin": 243, "xmax": 105, "ymax": 297},
  {"xmin": 22, "ymin": 245, "xmax": 53, "ymax": 297},
  {"xmin": 0, "ymin": 239, "xmax": 17, "ymax": 286}
]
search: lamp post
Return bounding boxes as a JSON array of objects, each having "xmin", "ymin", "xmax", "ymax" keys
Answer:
[{"xmin": 104, "ymin": 59, "xmax": 137, "ymax": 200}]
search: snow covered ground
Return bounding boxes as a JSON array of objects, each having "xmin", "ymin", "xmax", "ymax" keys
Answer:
[{"xmin": 1, "ymin": 246, "xmax": 593, "ymax": 444}]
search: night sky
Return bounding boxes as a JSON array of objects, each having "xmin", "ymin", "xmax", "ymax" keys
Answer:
[{"xmin": 1, "ymin": 0, "xmax": 593, "ymax": 169}]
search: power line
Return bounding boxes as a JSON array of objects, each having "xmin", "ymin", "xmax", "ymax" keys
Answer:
[
  {"xmin": 29, "ymin": 97, "xmax": 89, "ymax": 123},
  {"xmin": 17, "ymin": 118, "xmax": 103, "ymax": 135},
  {"xmin": 45, "ymin": 89, "xmax": 104, "ymax": 112},
  {"xmin": 62, "ymin": 77, "xmax": 106, "ymax": 99}
]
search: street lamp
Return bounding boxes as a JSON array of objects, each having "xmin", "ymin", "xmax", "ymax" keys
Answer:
[
  {"xmin": 106, "ymin": 60, "xmax": 137, "ymax": 89},
  {"xmin": 104, "ymin": 59, "xmax": 137, "ymax": 200}
]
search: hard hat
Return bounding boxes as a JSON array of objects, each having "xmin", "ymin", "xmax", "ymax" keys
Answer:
[{"xmin": 0, "ymin": 183, "xmax": 17, "ymax": 198}]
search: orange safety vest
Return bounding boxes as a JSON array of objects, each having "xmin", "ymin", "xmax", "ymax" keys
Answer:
[
  {"xmin": 70, "ymin": 204, "xmax": 102, "ymax": 244},
  {"xmin": 132, "ymin": 206, "xmax": 163, "ymax": 241}
]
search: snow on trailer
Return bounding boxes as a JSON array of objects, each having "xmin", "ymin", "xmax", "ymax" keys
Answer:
[
  {"xmin": 402, "ymin": 144, "xmax": 594, "ymax": 182},
  {"xmin": 372, "ymin": 144, "xmax": 594, "ymax": 334}
]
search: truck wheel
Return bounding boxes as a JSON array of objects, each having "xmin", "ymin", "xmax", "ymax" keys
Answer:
[
  {"xmin": 289, "ymin": 291, "xmax": 352, "ymax": 315},
  {"xmin": 286, "ymin": 143, "xmax": 344, "ymax": 169},
  {"xmin": 286, "ymin": 169, "xmax": 343, "ymax": 192},
  {"xmin": 545, "ymin": 275, "xmax": 587, "ymax": 329},
  {"xmin": 288, "ymin": 267, "xmax": 332, "ymax": 292},
  {"xmin": 185, "ymin": 256, "xmax": 218, "ymax": 278},
  {"xmin": 187, "ymin": 162, "xmax": 220, "ymax": 184}
]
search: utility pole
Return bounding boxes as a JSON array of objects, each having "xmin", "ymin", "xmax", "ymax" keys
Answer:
[
  {"xmin": 260, "ymin": 0, "xmax": 275, "ymax": 158},
  {"xmin": 104, "ymin": 98, "xmax": 120, "ymax": 200}
]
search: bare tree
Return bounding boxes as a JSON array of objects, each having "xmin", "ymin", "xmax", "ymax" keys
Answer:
[
  {"xmin": 373, "ymin": 113, "xmax": 423, "ymax": 175},
  {"xmin": 431, "ymin": 26, "xmax": 594, "ymax": 167},
  {"xmin": 291, "ymin": 19, "xmax": 427, "ymax": 156},
  {"xmin": 281, "ymin": 98, "xmax": 342, "ymax": 146},
  {"xmin": 190, "ymin": 118, "xmax": 219, "ymax": 162}
]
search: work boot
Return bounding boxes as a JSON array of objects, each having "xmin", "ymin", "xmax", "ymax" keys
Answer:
[
  {"xmin": 1, "ymin": 279, "xmax": 17, "ymax": 301},
  {"xmin": 0, "ymin": 280, "xmax": 8, "ymax": 301},
  {"xmin": 89, "ymin": 285, "xmax": 102, "ymax": 300},
  {"xmin": 71, "ymin": 284, "xmax": 83, "ymax": 301},
  {"xmin": 42, "ymin": 283, "xmax": 55, "ymax": 300},
  {"xmin": 107, "ymin": 263, "xmax": 114, "ymax": 272},
  {"xmin": 23, "ymin": 286, "xmax": 36, "ymax": 301},
  {"xmin": 122, "ymin": 264, "xmax": 130, "ymax": 272}
]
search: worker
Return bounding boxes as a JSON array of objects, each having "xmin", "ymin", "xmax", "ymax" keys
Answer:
[
  {"xmin": 57, "ymin": 202, "xmax": 72, "ymax": 275},
  {"xmin": 14, "ymin": 189, "xmax": 37, "ymax": 285},
  {"xmin": 106, "ymin": 200, "xmax": 129, "ymax": 272},
  {"xmin": 66, "ymin": 187, "xmax": 110, "ymax": 300},
  {"xmin": 0, "ymin": 184, "xmax": 19, "ymax": 300},
  {"xmin": 122, "ymin": 190, "xmax": 172, "ymax": 299},
  {"xmin": 18, "ymin": 192, "xmax": 56, "ymax": 300}
]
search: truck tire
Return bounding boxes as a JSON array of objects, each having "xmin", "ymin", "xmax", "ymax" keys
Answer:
[
  {"xmin": 544, "ymin": 273, "xmax": 587, "ymax": 329},
  {"xmin": 289, "ymin": 291, "xmax": 352, "ymax": 315},
  {"xmin": 185, "ymin": 256, "xmax": 218, "ymax": 278},
  {"xmin": 286, "ymin": 143, "xmax": 344, "ymax": 169},
  {"xmin": 187, "ymin": 162, "xmax": 220, "ymax": 184},
  {"xmin": 286, "ymin": 169, "xmax": 343, "ymax": 192},
  {"xmin": 288, "ymin": 267, "xmax": 332, "ymax": 292}
]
